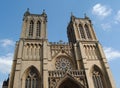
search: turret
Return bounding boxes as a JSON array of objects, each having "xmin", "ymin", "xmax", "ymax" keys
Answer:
[
  {"xmin": 67, "ymin": 14, "xmax": 97, "ymax": 43},
  {"xmin": 20, "ymin": 9, "xmax": 47, "ymax": 39}
]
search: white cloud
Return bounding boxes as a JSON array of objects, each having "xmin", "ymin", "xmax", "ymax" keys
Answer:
[
  {"xmin": 92, "ymin": 3, "xmax": 112, "ymax": 18},
  {"xmin": 101, "ymin": 23, "xmax": 111, "ymax": 31},
  {"xmin": 0, "ymin": 82, "xmax": 2, "ymax": 88},
  {"xmin": 104, "ymin": 47, "xmax": 120, "ymax": 61},
  {"xmin": 0, "ymin": 53, "xmax": 13, "ymax": 73},
  {"xmin": 0, "ymin": 39, "xmax": 15, "ymax": 47},
  {"xmin": 115, "ymin": 10, "xmax": 120, "ymax": 24}
]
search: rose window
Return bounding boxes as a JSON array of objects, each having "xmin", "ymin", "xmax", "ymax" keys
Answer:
[{"xmin": 55, "ymin": 57, "xmax": 73, "ymax": 70}]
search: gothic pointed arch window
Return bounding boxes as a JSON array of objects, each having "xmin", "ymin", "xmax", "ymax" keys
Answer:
[
  {"xmin": 79, "ymin": 24, "xmax": 85, "ymax": 39},
  {"xmin": 29, "ymin": 20, "xmax": 34, "ymax": 37},
  {"xmin": 92, "ymin": 65, "xmax": 105, "ymax": 88},
  {"xmin": 25, "ymin": 66, "xmax": 40, "ymax": 88},
  {"xmin": 36, "ymin": 21, "xmax": 41, "ymax": 38},
  {"xmin": 84, "ymin": 24, "xmax": 92, "ymax": 39}
]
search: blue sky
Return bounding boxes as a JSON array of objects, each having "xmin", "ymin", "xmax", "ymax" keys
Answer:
[{"xmin": 0, "ymin": 0, "xmax": 120, "ymax": 88}]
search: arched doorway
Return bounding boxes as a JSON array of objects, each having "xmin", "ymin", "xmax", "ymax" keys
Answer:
[{"xmin": 57, "ymin": 75, "xmax": 84, "ymax": 88}]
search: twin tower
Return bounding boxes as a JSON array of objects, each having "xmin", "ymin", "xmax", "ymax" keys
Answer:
[{"xmin": 3, "ymin": 9, "xmax": 116, "ymax": 88}]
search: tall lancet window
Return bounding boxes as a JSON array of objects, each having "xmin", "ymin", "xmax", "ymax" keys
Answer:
[
  {"xmin": 25, "ymin": 67, "xmax": 40, "ymax": 88},
  {"xmin": 29, "ymin": 21, "xmax": 34, "ymax": 37},
  {"xmin": 85, "ymin": 24, "xmax": 92, "ymax": 39},
  {"xmin": 36, "ymin": 21, "xmax": 41, "ymax": 37},
  {"xmin": 92, "ymin": 65, "xmax": 105, "ymax": 88},
  {"xmin": 79, "ymin": 24, "xmax": 85, "ymax": 39}
]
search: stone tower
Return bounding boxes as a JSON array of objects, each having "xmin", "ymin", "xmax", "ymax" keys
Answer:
[
  {"xmin": 2, "ymin": 10, "xmax": 116, "ymax": 88},
  {"xmin": 67, "ymin": 14, "xmax": 116, "ymax": 88}
]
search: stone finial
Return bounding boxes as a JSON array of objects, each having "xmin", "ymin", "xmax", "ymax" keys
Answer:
[
  {"xmin": 42, "ymin": 9, "xmax": 47, "ymax": 21},
  {"xmin": 70, "ymin": 12, "xmax": 75, "ymax": 22},
  {"xmin": 71, "ymin": 12, "xmax": 73, "ymax": 17},
  {"xmin": 84, "ymin": 13, "xmax": 89, "ymax": 19},
  {"xmin": 24, "ymin": 8, "xmax": 30, "ymax": 17},
  {"xmin": 42, "ymin": 9, "xmax": 47, "ymax": 15},
  {"xmin": 43, "ymin": 9, "xmax": 45, "ymax": 13},
  {"xmin": 27, "ymin": 8, "xmax": 29, "ymax": 12}
]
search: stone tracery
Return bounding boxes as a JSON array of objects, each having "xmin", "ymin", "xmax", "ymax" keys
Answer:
[
  {"xmin": 25, "ymin": 66, "xmax": 40, "ymax": 88},
  {"xmin": 55, "ymin": 57, "xmax": 73, "ymax": 71}
]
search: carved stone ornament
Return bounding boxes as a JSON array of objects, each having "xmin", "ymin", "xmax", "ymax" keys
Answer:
[{"xmin": 55, "ymin": 57, "xmax": 73, "ymax": 71}]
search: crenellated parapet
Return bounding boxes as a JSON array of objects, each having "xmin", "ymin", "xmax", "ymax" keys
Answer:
[{"xmin": 49, "ymin": 41, "xmax": 73, "ymax": 58}]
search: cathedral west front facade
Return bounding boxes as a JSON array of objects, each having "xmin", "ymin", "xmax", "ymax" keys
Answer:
[{"xmin": 2, "ymin": 9, "xmax": 116, "ymax": 88}]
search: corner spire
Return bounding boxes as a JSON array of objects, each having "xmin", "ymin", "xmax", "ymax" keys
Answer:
[
  {"xmin": 70, "ymin": 12, "xmax": 75, "ymax": 22},
  {"xmin": 71, "ymin": 12, "xmax": 73, "ymax": 17},
  {"xmin": 84, "ymin": 13, "xmax": 87, "ymax": 17},
  {"xmin": 41, "ymin": 9, "xmax": 47, "ymax": 22},
  {"xmin": 84, "ymin": 13, "xmax": 89, "ymax": 19},
  {"xmin": 24, "ymin": 8, "xmax": 30, "ymax": 17},
  {"xmin": 27, "ymin": 8, "xmax": 29, "ymax": 12},
  {"xmin": 42, "ymin": 9, "xmax": 47, "ymax": 16},
  {"xmin": 43, "ymin": 9, "xmax": 45, "ymax": 14}
]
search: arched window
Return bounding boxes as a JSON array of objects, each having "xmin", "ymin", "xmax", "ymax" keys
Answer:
[
  {"xmin": 79, "ymin": 24, "xmax": 85, "ymax": 39},
  {"xmin": 25, "ymin": 67, "xmax": 40, "ymax": 88},
  {"xmin": 36, "ymin": 21, "xmax": 41, "ymax": 37},
  {"xmin": 29, "ymin": 21, "xmax": 34, "ymax": 37},
  {"xmin": 84, "ymin": 24, "xmax": 91, "ymax": 39},
  {"xmin": 92, "ymin": 65, "xmax": 104, "ymax": 88}
]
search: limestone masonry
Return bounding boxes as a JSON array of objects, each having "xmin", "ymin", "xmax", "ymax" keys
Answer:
[{"xmin": 2, "ymin": 9, "xmax": 116, "ymax": 88}]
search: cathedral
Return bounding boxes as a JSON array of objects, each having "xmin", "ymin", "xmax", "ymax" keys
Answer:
[{"xmin": 2, "ymin": 9, "xmax": 116, "ymax": 88}]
